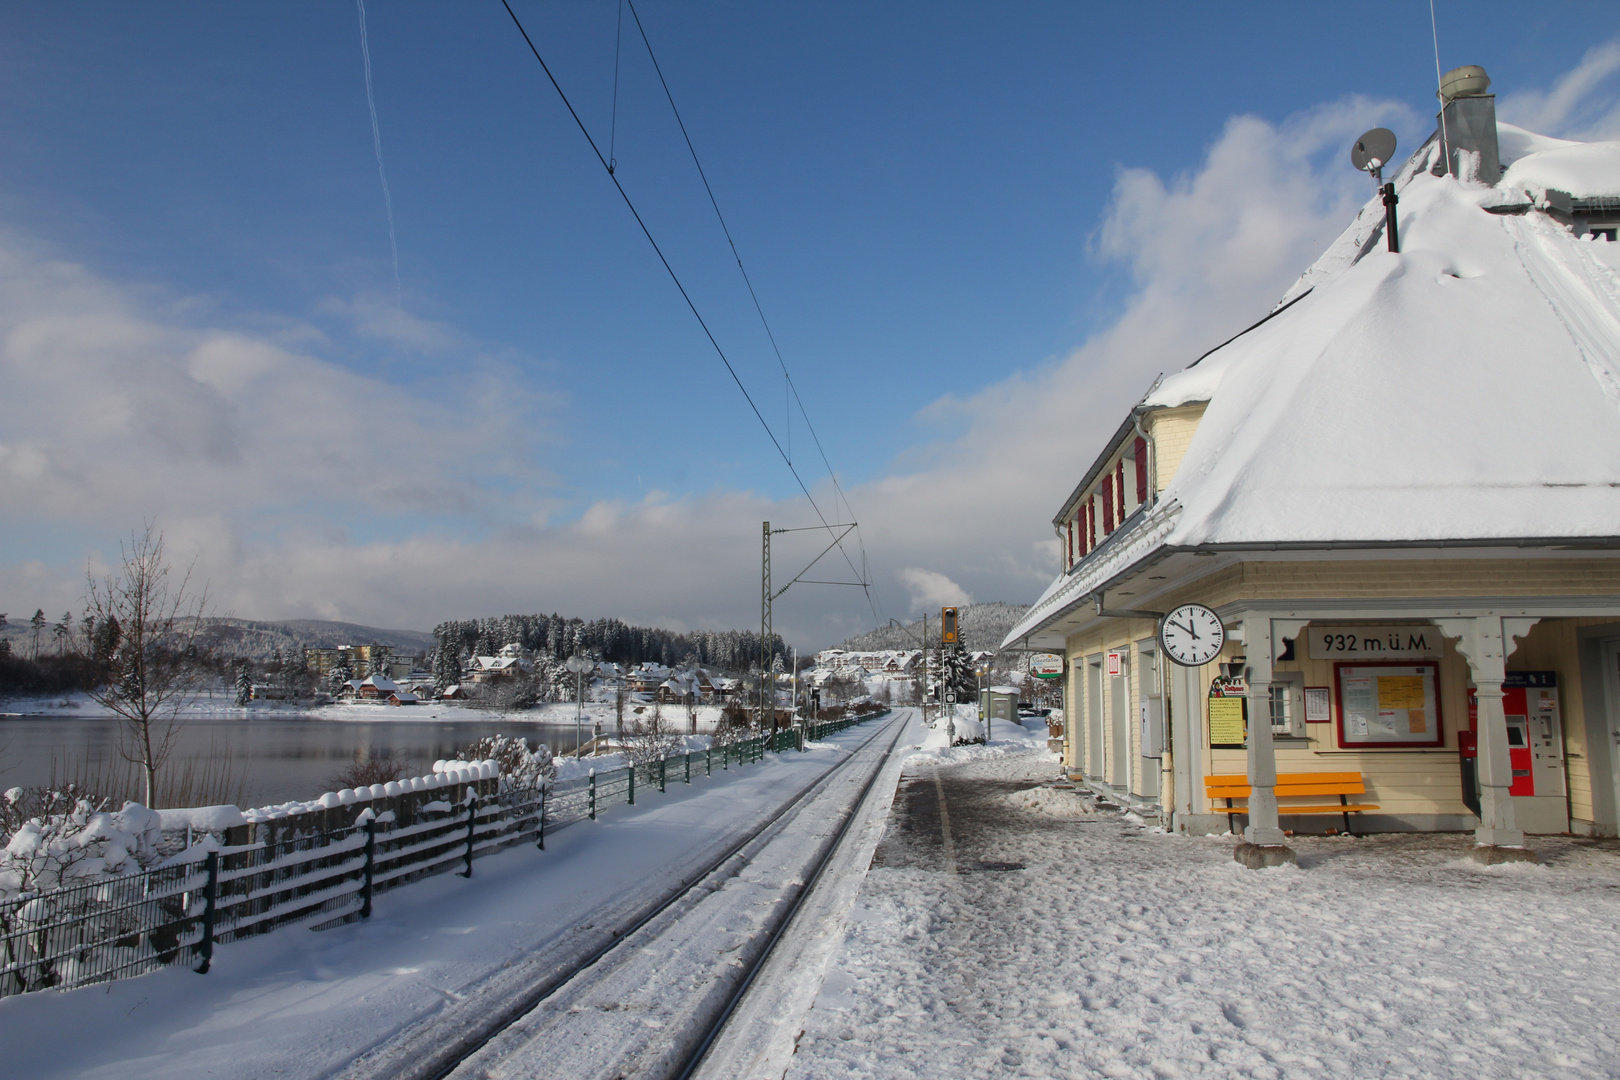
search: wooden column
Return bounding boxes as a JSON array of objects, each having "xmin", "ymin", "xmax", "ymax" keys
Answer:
[
  {"xmin": 1437, "ymin": 616, "xmax": 1535, "ymax": 858},
  {"xmin": 1241, "ymin": 614, "xmax": 1287, "ymax": 847}
]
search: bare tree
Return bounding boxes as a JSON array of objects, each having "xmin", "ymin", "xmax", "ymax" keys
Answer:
[
  {"xmin": 83, "ymin": 526, "xmax": 210, "ymax": 807},
  {"xmin": 625, "ymin": 701, "xmax": 682, "ymax": 764}
]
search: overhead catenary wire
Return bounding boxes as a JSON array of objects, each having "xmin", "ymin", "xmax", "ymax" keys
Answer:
[
  {"xmin": 499, "ymin": 0, "xmax": 883, "ymax": 628},
  {"xmin": 623, "ymin": 0, "xmax": 881, "ymax": 623},
  {"xmin": 498, "ymin": 0, "xmax": 878, "ymax": 620},
  {"xmin": 356, "ymin": 0, "xmax": 401, "ymax": 298},
  {"xmin": 607, "ymin": 0, "xmax": 624, "ymax": 173}
]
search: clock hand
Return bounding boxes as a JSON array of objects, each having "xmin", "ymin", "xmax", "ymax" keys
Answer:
[{"xmin": 1171, "ymin": 620, "xmax": 1196, "ymax": 639}]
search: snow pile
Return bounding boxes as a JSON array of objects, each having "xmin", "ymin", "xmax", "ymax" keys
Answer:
[
  {"xmin": 999, "ymin": 785, "xmax": 1097, "ymax": 818},
  {"xmin": 1, "ymin": 795, "xmax": 164, "ymax": 896},
  {"xmin": 906, "ymin": 737, "xmax": 1054, "ymax": 770},
  {"xmin": 159, "ymin": 805, "xmax": 247, "ymax": 832},
  {"xmin": 555, "ymin": 753, "xmax": 629, "ymax": 782},
  {"xmin": 551, "ymin": 734, "xmax": 720, "ymax": 782},
  {"xmin": 1501, "ymin": 138, "xmax": 1620, "ymax": 199},
  {"xmin": 909, "ymin": 708, "xmax": 1054, "ymax": 768},
  {"xmin": 235, "ymin": 761, "xmax": 498, "ymax": 824}
]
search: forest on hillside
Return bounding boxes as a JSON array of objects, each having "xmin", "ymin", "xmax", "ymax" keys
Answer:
[
  {"xmin": 831, "ymin": 602, "xmax": 1028, "ymax": 655},
  {"xmin": 433, "ymin": 613, "xmax": 787, "ymax": 673}
]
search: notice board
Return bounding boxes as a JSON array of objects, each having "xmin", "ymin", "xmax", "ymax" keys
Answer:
[
  {"xmin": 1208, "ymin": 676, "xmax": 1248, "ymax": 749},
  {"xmin": 1335, "ymin": 661, "xmax": 1443, "ymax": 748}
]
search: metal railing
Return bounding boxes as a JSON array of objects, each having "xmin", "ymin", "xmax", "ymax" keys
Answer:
[{"xmin": 0, "ymin": 710, "xmax": 886, "ymax": 998}]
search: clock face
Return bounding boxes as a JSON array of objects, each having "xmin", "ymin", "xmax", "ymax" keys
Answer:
[{"xmin": 1159, "ymin": 604, "xmax": 1225, "ymax": 667}]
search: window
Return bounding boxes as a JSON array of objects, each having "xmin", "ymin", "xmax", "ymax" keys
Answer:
[
  {"xmin": 1590, "ymin": 227, "xmax": 1617, "ymax": 242},
  {"xmin": 1268, "ymin": 676, "xmax": 1306, "ymax": 738},
  {"xmin": 1133, "ymin": 436, "xmax": 1148, "ymax": 505},
  {"xmin": 1269, "ymin": 685, "xmax": 1291, "ymax": 733}
]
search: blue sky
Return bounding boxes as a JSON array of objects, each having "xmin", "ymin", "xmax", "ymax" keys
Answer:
[{"xmin": 1, "ymin": 2, "xmax": 1618, "ymax": 646}]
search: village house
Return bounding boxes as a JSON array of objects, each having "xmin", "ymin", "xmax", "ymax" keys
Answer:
[
  {"xmin": 1004, "ymin": 68, "xmax": 1620, "ymax": 866},
  {"xmin": 339, "ymin": 674, "xmax": 409, "ymax": 702}
]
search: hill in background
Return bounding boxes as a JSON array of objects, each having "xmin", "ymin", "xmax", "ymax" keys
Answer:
[
  {"xmin": 200, "ymin": 618, "xmax": 436, "ymax": 662},
  {"xmin": 830, "ymin": 602, "xmax": 1028, "ymax": 655}
]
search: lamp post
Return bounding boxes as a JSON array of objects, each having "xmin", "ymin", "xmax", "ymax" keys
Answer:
[{"xmin": 564, "ymin": 655, "xmax": 593, "ymax": 757}]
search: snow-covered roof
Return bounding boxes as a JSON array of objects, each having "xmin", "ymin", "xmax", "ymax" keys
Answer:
[{"xmin": 1008, "ymin": 123, "xmax": 1620, "ymax": 648}]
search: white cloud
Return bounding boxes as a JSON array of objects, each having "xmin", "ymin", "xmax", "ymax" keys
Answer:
[
  {"xmin": 6, "ymin": 49, "xmax": 1613, "ymax": 650},
  {"xmin": 897, "ymin": 568, "xmax": 973, "ymax": 612},
  {"xmin": 0, "ymin": 97, "xmax": 1414, "ymax": 649},
  {"xmin": 1500, "ymin": 39, "xmax": 1620, "ymax": 141}
]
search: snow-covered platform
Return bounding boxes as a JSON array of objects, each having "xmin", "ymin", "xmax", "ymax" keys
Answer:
[
  {"xmin": 784, "ymin": 741, "xmax": 1620, "ymax": 1080},
  {"xmin": 0, "ymin": 720, "xmax": 895, "ymax": 1080}
]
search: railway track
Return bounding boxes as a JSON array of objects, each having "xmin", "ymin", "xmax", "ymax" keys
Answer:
[{"xmin": 334, "ymin": 710, "xmax": 912, "ymax": 1080}]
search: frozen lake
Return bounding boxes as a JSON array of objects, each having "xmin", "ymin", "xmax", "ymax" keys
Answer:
[{"xmin": 0, "ymin": 713, "xmax": 599, "ymax": 809}]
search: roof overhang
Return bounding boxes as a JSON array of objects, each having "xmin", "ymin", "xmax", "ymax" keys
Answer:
[{"xmin": 1005, "ymin": 531, "xmax": 1620, "ymax": 651}]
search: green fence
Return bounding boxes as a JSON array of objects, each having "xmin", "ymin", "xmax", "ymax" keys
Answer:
[{"xmin": 0, "ymin": 709, "xmax": 890, "ymax": 999}]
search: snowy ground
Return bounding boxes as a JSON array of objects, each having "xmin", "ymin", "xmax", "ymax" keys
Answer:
[
  {"xmin": 0, "ymin": 720, "xmax": 890, "ymax": 1080},
  {"xmin": 784, "ymin": 740, "xmax": 1620, "ymax": 1080}
]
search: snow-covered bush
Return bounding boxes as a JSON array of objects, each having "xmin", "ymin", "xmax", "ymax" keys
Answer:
[
  {"xmin": 456, "ymin": 735, "xmax": 555, "ymax": 794},
  {"xmin": 624, "ymin": 705, "xmax": 683, "ymax": 764},
  {"xmin": 0, "ymin": 787, "xmax": 162, "ymax": 897}
]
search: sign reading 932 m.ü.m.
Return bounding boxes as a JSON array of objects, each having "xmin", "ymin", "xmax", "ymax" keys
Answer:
[{"xmin": 1307, "ymin": 625, "xmax": 1443, "ymax": 661}]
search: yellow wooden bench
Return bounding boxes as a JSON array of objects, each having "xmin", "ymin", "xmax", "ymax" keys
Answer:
[{"xmin": 1204, "ymin": 772, "xmax": 1380, "ymax": 836}]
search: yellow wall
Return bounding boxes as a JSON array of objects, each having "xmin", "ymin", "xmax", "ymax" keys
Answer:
[
  {"xmin": 1145, "ymin": 404, "xmax": 1206, "ymax": 492},
  {"xmin": 1055, "ymin": 554, "xmax": 1618, "ymax": 829}
]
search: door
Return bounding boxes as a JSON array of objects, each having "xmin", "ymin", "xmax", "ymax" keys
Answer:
[
  {"xmin": 1137, "ymin": 642, "xmax": 1162, "ymax": 799},
  {"xmin": 1111, "ymin": 652, "xmax": 1130, "ymax": 789},
  {"xmin": 1087, "ymin": 658, "xmax": 1104, "ymax": 777},
  {"xmin": 1605, "ymin": 641, "xmax": 1620, "ymax": 832}
]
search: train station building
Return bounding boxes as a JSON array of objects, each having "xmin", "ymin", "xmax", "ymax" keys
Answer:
[{"xmin": 1003, "ymin": 71, "xmax": 1620, "ymax": 861}]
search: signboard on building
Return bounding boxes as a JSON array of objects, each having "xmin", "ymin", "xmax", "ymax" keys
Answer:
[
  {"xmin": 1307, "ymin": 626, "xmax": 1442, "ymax": 660},
  {"xmin": 1029, "ymin": 654, "xmax": 1064, "ymax": 679},
  {"xmin": 1106, "ymin": 651, "xmax": 1123, "ymax": 677},
  {"xmin": 1208, "ymin": 675, "xmax": 1248, "ymax": 748}
]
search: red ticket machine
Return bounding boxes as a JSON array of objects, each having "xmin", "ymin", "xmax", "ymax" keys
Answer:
[{"xmin": 1464, "ymin": 671, "xmax": 1567, "ymax": 833}]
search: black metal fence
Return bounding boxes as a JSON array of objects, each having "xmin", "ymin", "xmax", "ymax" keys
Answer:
[{"xmin": 0, "ymin": 710, "xmax": 884, "ymax": 998}]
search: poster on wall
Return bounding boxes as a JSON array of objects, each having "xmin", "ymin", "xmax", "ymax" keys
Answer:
[
  {"xmin": 1335, "ymin": 661, "xmax": 1443, "ymax": 748},
  {"xmin": 1208, "ymin": 675, "xmax": 1248, "ymax": 748}
]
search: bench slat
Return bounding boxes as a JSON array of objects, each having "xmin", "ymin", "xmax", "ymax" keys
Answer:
[
  {"xmin": 1206, "ymin": 772, "xmax": 1364, "ymax": 785},
  {"xmin": 1206, "ymin": 784, "xmax": 1365, "ymax": 798},
  {"xmin": 1273, "ymin": 804, "xmax": 1380, "ymax": 814}
]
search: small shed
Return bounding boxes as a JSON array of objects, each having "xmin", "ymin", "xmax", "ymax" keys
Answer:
[{"xmin": 981, "ymin": 685, "xmax": 1019, "ymax": 726}]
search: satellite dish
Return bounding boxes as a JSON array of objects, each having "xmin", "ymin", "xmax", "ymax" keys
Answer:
[{"xmin": 1351, "ymin": 128, "xmax": 1398, "ymax": 175}]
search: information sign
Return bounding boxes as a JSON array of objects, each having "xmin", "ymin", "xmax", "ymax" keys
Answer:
[
  {"xmin": 1308, "ymin": 626, "xmax": 1442, "ymax": 660},
  {"xmin": 1029, "ymin": 654, "xmax": 1064, "ymax": 679},
  {"xmin": 1208, "ymin": 675, "xmax": 1248, "ymax": 748},
  {"xmin": 1335, "ymin": 661, "xmax": 1443, "ymax": 748}
]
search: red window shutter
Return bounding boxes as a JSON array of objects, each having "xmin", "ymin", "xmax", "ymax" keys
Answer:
[
  {"xmin": 1133, "ymin": 437, "xmax": 1148, "ymax": 504},
  {"xmin": 1086, "ymin": 501, "xmax": 1094, "ymax": 551},
  {"xmin": 1067, "ymin": 520, "xmax": 1074, "ymax": 565},
  {"xmin": 1116, "ymin": 460, "xmax": 1126, "ymax": 513},
  {"xmin": 1102, "ymin": 482, "xmax": 1114, "ymax": 533}
]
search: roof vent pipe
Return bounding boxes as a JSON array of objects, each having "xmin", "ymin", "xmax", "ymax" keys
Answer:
[{"xmin": 1437, "ymin": 65, "xmax": 1500, "ymax": 185}]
